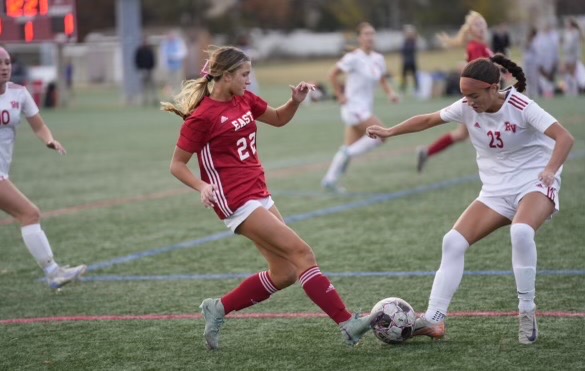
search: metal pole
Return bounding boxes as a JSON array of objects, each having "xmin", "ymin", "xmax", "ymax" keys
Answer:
[{"xmin": 116, "ymin": 0, "xmax": 142, "ymax": 104}]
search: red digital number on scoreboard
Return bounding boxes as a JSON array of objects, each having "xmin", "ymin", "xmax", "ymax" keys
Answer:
[
  {"xmin": 0, "ymin": 0, "xmax": 76, "ymax": 43},
  {"xmin": 6, "ymin": 0, "xmax": 50, "ymax": 18}
]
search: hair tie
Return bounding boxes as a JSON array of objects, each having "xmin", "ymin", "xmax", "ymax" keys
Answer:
[{"xmin": 200, "ymin": 60, "xmax": 214, "ymax": 82}]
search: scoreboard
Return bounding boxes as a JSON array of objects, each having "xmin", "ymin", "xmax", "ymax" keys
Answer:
[{"xmin": 0, "ymin": 0, "xmax": 76, "ymax": 43}]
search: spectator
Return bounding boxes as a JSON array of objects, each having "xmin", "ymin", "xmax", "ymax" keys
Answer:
[
  {"xmin": 161, "ymin": 30, "xmax": 187, "ymax": 96},
  {"xmin": 523, "ymin": 28, "xmax": 540, "ymax": 98},
  {"xmin": 535, "ymin": 20, "xmax": 560, "ymax": 98},
  {"xmin": 491, "ymin": 23, "xmax": 511, "ymax": 55},
  {"xmin": 134, "ymin": 37, "xmax": 158, "ymax": 105},
  {"xmin": 400, "ymin": 24, "xmax": 419, "ymax": 93},
  {"xmin": 562, "ymin": 18, "xmax": 583, "ymax": 96}
]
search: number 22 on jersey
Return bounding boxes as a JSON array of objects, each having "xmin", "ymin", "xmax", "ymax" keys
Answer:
[{"xmin": 237, "ymin": 132, "xmax": 256, "ymax": 161}]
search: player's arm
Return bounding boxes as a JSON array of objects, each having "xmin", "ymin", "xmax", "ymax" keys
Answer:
[
  {"xmin": 367, "ymin": 111, "xmax": 446, "ymax": 139},
  {"xmin": 170, "ymin": 146, "xmax": 216, "ymax": 208},
  {"xmin": 257, "ymin": 82, "xmax": 314, "ymax": 127},
  {"xmin": 329, "ymin": 66, "xmax": 346, "ymax": 104},
  {"xmin": 380, "ymin": 73, "xmax": 399, "ymax": 103},
  {"xmin": 26, "ymin": 114, "xmax": 66, "ymax": 154},
  {"xmin": 539, "ymin": 122, "xmax": 574, "ymax": 186}
]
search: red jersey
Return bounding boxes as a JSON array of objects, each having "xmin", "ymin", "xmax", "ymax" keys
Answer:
[
  {"xmin": 177, "ymin": 91, "xmax": 269, "ymax": 219},
  {"xmin": 467, "ymin": 40, "xmax": 493, "ymax": 62}
]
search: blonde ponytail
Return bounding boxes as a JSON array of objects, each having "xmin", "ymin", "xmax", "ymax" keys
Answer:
[{"xmin": 161, "ymin": 78, "xmax": 212, "ymax": 120}]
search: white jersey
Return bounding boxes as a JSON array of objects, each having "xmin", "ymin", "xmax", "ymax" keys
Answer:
[
  {"xmin": 0, "ymin": 83, "xmax": 40, "ymax": 178},
  {"xmin": 439, "ymin": 86, "xmax": 559, "ymax": 196},
  {"xmin": 337, "ymin": 48, "xmax": 387, "ymax": 113}
]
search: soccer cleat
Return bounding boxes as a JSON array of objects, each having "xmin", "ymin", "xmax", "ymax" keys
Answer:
[
  {"xmin": 416, "ymin": 146, "xmax": 428, "ymax": 173},
  {"xmin": 46, "ymin": 264, "xmax": 87, "ymax": 289},
  {"xmin": 339, "ymin": 311, "xmax": 382, "ymax": 346},
  {"xmin": 321, "ymin": 148, "xmax": 351, "ymax": 194},
  {"xmin": 412, "ymin": 314, "xmax": 446, "ymax": 340},
  {"xmin": 321, "ymin": 180, "xmax": 347, "ymax": 194},
  {"xmin": 518, "ymin": 310, "xmax": 538, "ymax": 345},
  {"xmin": 200, "ymin": 298, "xmax": 226, "ymax": 350}
]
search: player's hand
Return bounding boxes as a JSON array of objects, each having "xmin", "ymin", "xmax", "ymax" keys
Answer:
[
  {"xmin": 389, "ymin": 93, "xmax": 400, "ymax": 103},
  {"xmin": 538, "ymin": 170, "xmax": 555, "ymax": 187},
  {"xmin": 200, "ymin": 183, "xmax": 218, "ymax": 209},
  {"xmin": 289, "ymin": 82, "xmax": 316, "ymax": 103},
  {"xmin": 366, "ymin": 125, "xmax": 390, "ymax": 139},
  {"xmin": 336, "ymin": 93, "xmax": 347, "ymax": 105},
  {"xmin": 47, "ymin": 140, "xmax": 66, "ymax": 155}
]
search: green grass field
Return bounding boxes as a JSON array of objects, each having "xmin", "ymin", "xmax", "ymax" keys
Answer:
[{"xmin": 1, "ymin": 54, "xmax": 584, "ymax": 370}]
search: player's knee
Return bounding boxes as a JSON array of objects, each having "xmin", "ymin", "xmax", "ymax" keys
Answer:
[
  {"xmin": 271, "ymin": 268, "xmax": 297, "ymax": 289},
  {"xmin": 442, "ymin": 229, "xmax": 470, "ymax": 259},
  {"xmin": 19, "ymin": 205, "xmax": 41, "ymax": 225},
  {"xmin": 510, "ymin": 223, "xmax": 535, "ymax": 249},
  {"xmin": 289, "ymin": 241, "xmax": 317, "ymax": 269}
]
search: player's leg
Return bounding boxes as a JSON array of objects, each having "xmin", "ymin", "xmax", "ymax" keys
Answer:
[
  {"xmin": 400, "ymin": 63, "xmax": 408, "ymax": 92},
  {"xmin": 414, "ymin": 200, "xmax": 510, "ymax": 338},
  {"xmin": 239, "ymin": 206, "xmax": 378, "ymax": 345},
  {"xmin": 412, "ymin": 63, "xmax": 419, "ymax": 92},
  {"xmin": 511, "ymin": 191, "xmax": 556, "ymax": 345},
  {"xmin": 0, "ymin": 179, "xmax": 86, "ymax": 289},
  {"xmin": 322, "ymin": 115, "xmax": 383, "ymax": 192},
  {"xmin": 218, "ymin": 206, "xmax": 298, "ymax": 315},
  {"xmin": 200, "ymin": 237, "xmax": 297, "ymax": 350},
  {"xmin": 344, "ymin": 115, "xmax": 385, "ymax": 157},
  {"xmin": 417, "ymin": 125, "xmax": 469, "ymax": 173}
]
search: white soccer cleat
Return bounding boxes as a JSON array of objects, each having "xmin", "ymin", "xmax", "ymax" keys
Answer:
[
  {"xmin": 321, "ymin": 180, "xmax": 347, "ymax": 194},
  {"xmin": 46, "ymin": 264, "xmax": 87, "ymax": 289},
  {"xmin": 518, "ymin": 309, "xmax": 538, "ymax": 345},
  {"xmin": 200, "ymin": 298, "xmax": 226, "ymax": 350},
  {"xmin": 339, "ymin": 311, "xmax": 382, "ymax": 346}
]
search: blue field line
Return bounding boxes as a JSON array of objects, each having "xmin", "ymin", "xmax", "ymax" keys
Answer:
[
  {"xmin": 86, "ymin": 231, "xmax": 233, "ymax": 272},
  {"xmin": 79, "ymin": 269, "xmax": 585, "ymax": 283},
  {"xmin": 86, "ymin": 175, "xmax": 479, "ymax": 273},
  {"xmin": 83, "ymin": 149, "xmax": 585, "ymax": 274}
]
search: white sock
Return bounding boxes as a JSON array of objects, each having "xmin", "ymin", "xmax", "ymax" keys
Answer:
[
  {"xmin": 345, "ymin": 136, "xmax": 383, "ymax": 157},
  {"xmin": 511, "ymin": 223, "xmax": 537, "ymax": 313},
  {"xmin": 322, "ymin": 136, "xmax": 383, "ymax": 185},
  {"xmin": 21, "ymin": 224, "xmax": 59, "ymax": 275},
  {"xmin": 425, "ymin": 229, "xmax": 470, "ymax": 323},
  {"xmin": 322, "ymin": 146, "xmax": 350, "ymax": 185}
]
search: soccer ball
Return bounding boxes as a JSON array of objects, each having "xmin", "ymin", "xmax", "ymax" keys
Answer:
[{"xmin": 371, "ymin": 297, "xmax": 417, "ymax": 344}]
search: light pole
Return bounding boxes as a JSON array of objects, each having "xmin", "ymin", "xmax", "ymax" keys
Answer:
[{"xmin": 116, "ymin": 0, "xmax": 143, "ymax": 104}]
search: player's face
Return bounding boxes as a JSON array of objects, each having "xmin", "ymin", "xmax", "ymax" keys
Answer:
[
  {"xmin": 461, "ymin": 84, "xmax": 498, "ymax": 113},
  {"xmin": 0, "ymin": 49, "xmax": 12, "ymax": 84},
  {"xmin": 358, "ymin": 26, "xmax": 376, "ymax": 50},
  {"xmin": 229, "ymin": 61, "xmax": 252, "ymax": 96},
  {"xmin": 470, "ymin": 17, "xmax": 488, "ymax": 41}
]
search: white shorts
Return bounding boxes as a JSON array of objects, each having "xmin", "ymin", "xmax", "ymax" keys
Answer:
[
  {"xmin": 223, "ymin": 196, "xmax": 274, "ymax": 233},
  {"xmin": 477, "ymin": 179, "xmax": 560, "ymax": 221},
  {"xmin": 0, "ymin": 150, "xmax": 10, "ymax": 180},
  {"xmin": 341, "ymin": 106, "xmax": 372, "ymax": 127},
  {"xmin": 0, "ymin": 157, "xmax": 8, "ymax": 180}
]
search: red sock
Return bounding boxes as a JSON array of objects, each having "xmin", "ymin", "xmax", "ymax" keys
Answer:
[
  {"xmin": 299, "ymin": 266, "xmax": 352, "ymax": 324},
  {"xmin": 427, "ymin": 133, "xmax": 454, "ymax": 156},
  {"xmin": 221, "ymin": 271, "xmax": 279, "ymax": 314}
]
